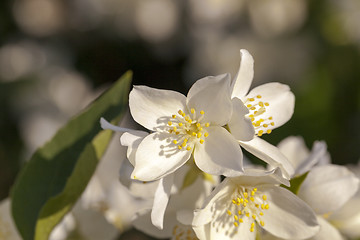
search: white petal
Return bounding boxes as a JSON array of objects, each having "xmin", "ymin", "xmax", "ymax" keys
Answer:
[
  {"xmin": 0, "ymin": 198, "xmax": 21, "ymax": 240},
  {"xmin": 132, "ymin": 209, "xmax": 176, "ymax": 238},
  {"xmin": 295, "ymin": 140, "xmax": 329, "ymax": 176},
  {"xmin": 131, "ymin": 132, "xmax": 192, "ymax": 181},
  {"xmin": 129, "ymin": 85, "xmax": 186, "ymax": 131},
  {"xmin": 194, "ymin": 126, "xmax": 244, "ymax": 177},
  {"xmin": 298, "ymin": 164, "xmax": 360, "ymax": 215},
  {"xmin": 245, "ymin": 82, "xmax": 295, "ymax": 129},
  {"xmin": 228, "ymin": 97, "xmax": 255, "ymax": 141},
  {"xmin": 100, "ymin": 117, "xmax": 136, "ymax": 133},
  {"xmin": 310, "ymin": 216, "xmax": 345, "ymax": 240},
  {"xmin": 151, "ymin": 174, "xmax": 174, "ymax": 229},
  {"xmin": 240, "ymin": 137, "xmax": 294, "ymax": 179},
  {"xmin": 119, "ymin": 160, "xmax": 158, "ymax": 198},
  {"xmin": 230, "ymin": 167, "xmax": 290, "ymax": 187},
  {"xmin": 186, "ymin": 73, "xmax": 232, "ymax": 126},
  {"xmin": 120, "ymin": 131, "xmax": 148, "ymax": 165},
  {"xmin": 277, "ymin": 136, "xmax": 310, "ymax": 174},
  {"xmin": 261, "ymin": 187, "xmax": 319, "ymax": 239},
  {"xmin": 329, "ymin": 192, "xmax": 360, "ymax": 239},
  {"xmin": 193, "ymin": 179, "xmax": 234, "ymax": 227},
  {"xmin": 231, "ymin": 49, "xmax": 254, "ymax": 100},
  {"xmin": 210, "ymin": 217, "xmax": 255, "ymax": 240}
]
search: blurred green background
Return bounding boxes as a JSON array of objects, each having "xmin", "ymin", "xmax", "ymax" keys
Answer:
[{"xmin": 0, "ymin": 0, "xmax": 359, "ymax": 239}]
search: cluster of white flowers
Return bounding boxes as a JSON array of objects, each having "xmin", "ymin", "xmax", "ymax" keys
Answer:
[{"xmin": 101, "ymin": 49, "xmax": 360, "ymax": 240}]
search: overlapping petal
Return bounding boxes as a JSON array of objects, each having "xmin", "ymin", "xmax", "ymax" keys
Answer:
[
  {"xmin": 261, "ymin": 187, "xmax": 319, "ymax": 239},
  {"xmin": 132, "ymin": 209, "xmax": 177, "ymax": 238},
  {"xmin": 120, "ymin": 131, "xmax": 148, "ymax": 165},
  {"xmin": 231, "ymin": 49, "xmax": 254, "ymax": 100},
  {"xmin": 245, "ymin": 82, "xmax": 295, "ymax": 130},
  {"xmin": 310, "ymin": 216, "xmax": 345, "ymax": 240},
  {"xmin": 187, "ymin": 73, "xmax": 233, "ymax": 126},
  {"xmin": 151, "ymin": 174, "xmax": 174, "ymax": 229},
  {"xmin": 240, "ymin": 137, "xmax": 294, "ymax": 179},
  {"xmin": 194, "ymin": 126, "xmax": 243, "ymax": 177},
  {"xmin": 298, "ymin": 164, "xmax": 359, "ymax": 215},
  {"xmin": 131, "ymin": 132, "xmax": 192, "ymax": 181},
  {"xmin": 228, "ymin": 97, "xmax": 255, "ymax": 141},
  {"xmin": 129, "ymin": 85, "xmax": 187, "ymax": 131}
]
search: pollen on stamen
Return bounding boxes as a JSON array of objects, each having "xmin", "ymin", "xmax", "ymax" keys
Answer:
[
  {"xmin": 205, "ymin": 123, "xmax": 210, "ymax": 127},
  {"xmin": 178, "ymin": 122, "xmax": 183, "ymax": 127},
  {"xmin": 173, "ymin": 140, "xmax": 178, "ymax": 144},
  {"xmin": 262, "ymin": 195, "xmax": 267, "ymax": 200},
  {"xmin": 197, "ymin": 132, "xmax": 202, "ymax": 138},
  {"xmin": 200, "ymin": 110, "xmax": 205, "ymax": 115},
  {"xmin": 200, "ymin": 139, "xmax": 204, "ymax": 144},
  {"xmin": 172, "ymin": 115, "xmax": 176, "ymax": 119},
  {"xmin": 234, "ymin": 222, "xmax": 239, "ymax": 227},
  {"xmin": 256, "ymin": 95, "xmax": 262, "ymax": 98},
  {"xmin": 168, "ymin": 121, "xmax": 172, "ymax": 126},
  {"xmin": 267, "ymin": 129, "xmax": 272, "ymax": 134},
  {"xmin": 227, "ymin": 210, "xmax": 232, "ymax": 216},
  {"xmin": 191, "ymin": 108, "xmax": 195, "ymax": 114},
  {"xmin": 186, "ymin": 146, "xmax": 191, "ymax": 151}
]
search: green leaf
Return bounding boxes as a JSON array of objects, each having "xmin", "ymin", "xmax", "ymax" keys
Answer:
[
  {"xmin": 282, "ymin": 172, "xmax": 309, "ymax": 195},
  {"xmin": 11, "ymin": 71, "xmax": 132, "ymax": 240}
]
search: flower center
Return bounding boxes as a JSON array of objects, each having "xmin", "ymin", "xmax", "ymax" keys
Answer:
[
  {"xmin": 167, "ymin": 108, "xmax": 210, "ymax": 151},
  {"xmin": 226, "ymin": 187, "xmax": 270, "ymax": 232},
  {"xmin": 172, "ymin": 224, "xmax": 198, "ymax": 240},
  {"xmin": 245, "ymin": 95, "xmax": 275, "ymax": 137}
]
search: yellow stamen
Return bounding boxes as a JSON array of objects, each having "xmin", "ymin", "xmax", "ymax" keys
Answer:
[
  {"xmin": 186, "ymin": 146, "xmax": 191, "ymax": 151},
  {"xmin": 227, "ymin": 210, "xmax": 232, "ymax": 216},
  {"xmin": 257, "ymin": 95, "xmax": 262, "ymax": 98},
  {"xmin": 267, "ymin": 129, "xmax": 272, "ymax": 134},
  {"xmin": 262, "ymin": 195, "xmax": 267, "ymax": 200},
  {"xmin": 234, "ymin": 222, "xmax": 239, "ymax": 227},
  {"xmin": 200, "ymin": 139, "xmax": 204, "ymax": 144},
  {"xmin": 168, "ymin": 121, "xmax": 172, "ymax": 126},
  {"xmin": 204, "ymin": 132, "xmax": 209, "ymax": 137},
  {"xmin": 197, "ymin": 132, "xmax": 202, "ymax": 138},
  {"xmin": 178, "ymin": 122, "xmax": 183, "ymax": 127},
  {"xmin": 173, "ymin": 140, "xmax": 178, "ymax": 144},
  {"xmin": 205, "ymin": 123, "xmax": 210, "ymax": 127},
  {"xmin": 172, "ymin": 115, "xmax": 176, "ymax": 118},
  {"xmin": 200, "ymin": 110, "xmax": 204, "ymax": 115},
  {"xmin": 191, "ymin": 108, "xmax": 195, "ymax": 114}
]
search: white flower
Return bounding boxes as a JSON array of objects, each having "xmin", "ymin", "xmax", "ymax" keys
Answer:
[
  {"xmin": 127, "ymin": 74, "xmax": 253, "ymax": 181},
  {"xmin": 277, "ymin": 136, "xmax": 330, "ymax": 177},
  {"xmin": 229, "ymin": 49, "xmax": 296, "ymax": 179},
  {"xmin": 119, "ymin": 129, "xmax": 218, "ymax": 230},
  {"xmin": 192, "ymin": 168, "xmax": 319, "ymax": 240},
  {"xmin": 296, "ymin": 164, "xmax": 359, "ymax": 240},
  {"xmin": 329, "ymin": 162, "xmax": 360, "ymax": 239},
  {"xmin": 263, "ymin": 137, "xmax": 360, "ymax": 240},
  {"xmin": 132, "ymin": 173, "xmax": 214, "ymax": 240}
]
